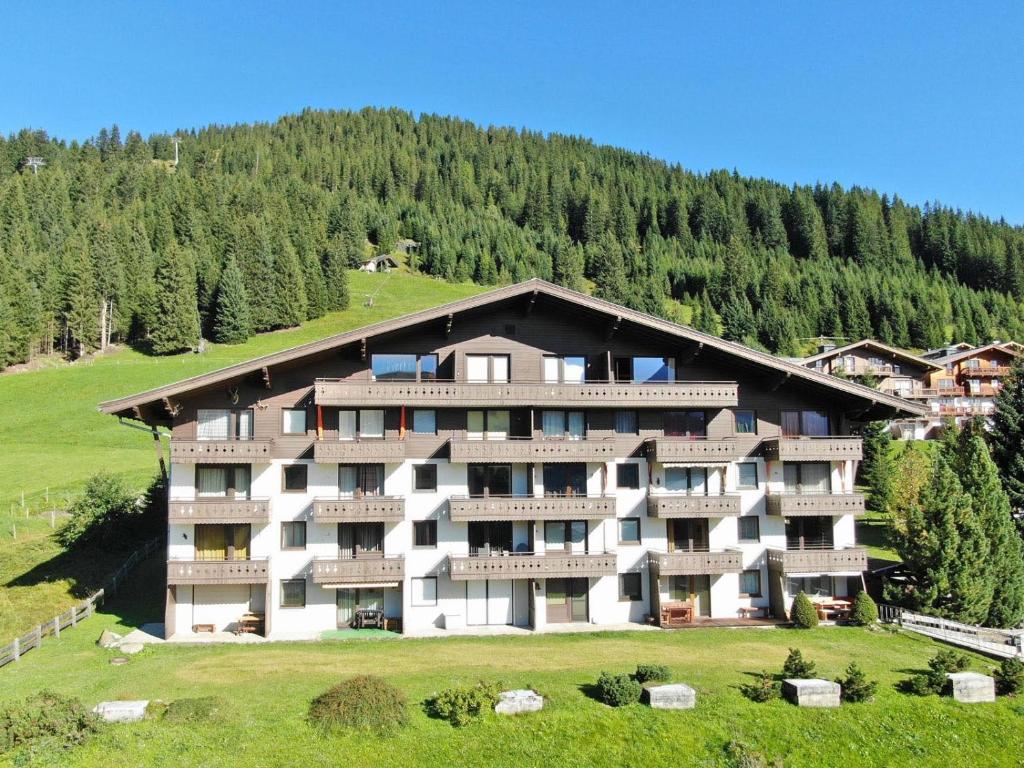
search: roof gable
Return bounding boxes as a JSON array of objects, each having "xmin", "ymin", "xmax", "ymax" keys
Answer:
[{"xmin": 801, "ymin": 339, "xmax": 943, "ymax": 371}]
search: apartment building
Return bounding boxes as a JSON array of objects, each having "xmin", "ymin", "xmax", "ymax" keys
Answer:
[
  {"xmin": 800, "ymin": 340, "xmax": 942, "ymax": 400},
  {"xmin": 100, "ymin": 280, "xmax": 924, "ymax": 639}
]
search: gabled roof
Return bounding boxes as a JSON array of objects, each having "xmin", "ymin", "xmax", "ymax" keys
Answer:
[
  {"xmin": 99, "ymin": 279, "xmax": 928, "ymax": 418},
  {"xmin": 931, "ymin": 341, "xmax": 1023, "ymax": 366},
  {"xmin": 801, "ymin": 339, "xmax": 943, "ymax": 372}
]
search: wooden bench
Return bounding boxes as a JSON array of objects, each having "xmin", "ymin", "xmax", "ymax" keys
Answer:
[
  {"xmin": 192, "ymin": 623, "xmax": 215, "ymax": 634},
  {"xmin": 738, "ymin": 606, "xmax": 764, "ymax": 620}
]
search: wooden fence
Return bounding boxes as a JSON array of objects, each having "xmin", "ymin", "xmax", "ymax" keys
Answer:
[
  {"xmin": 879, "ymin": 604, "xmax": 1024, "ymax": 659},
  {"xmin": 0, "ymin": 537, "xmax": 162, "ymax": 670}
]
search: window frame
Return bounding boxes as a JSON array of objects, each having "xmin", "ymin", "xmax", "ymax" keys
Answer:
[
  {"xmin": 281, "ymin": 407, "xmax": 308, "ymax": 435},
  {"xmin": 740, "ymin": 569, "xmax": 762, "ymax": 598},
  {"xmin": 616, "ymin": 463, "xmax": 641, "ymax": 490},
  {"xmin": 370, "ymin": 353, "xmax": 439, "ymax": 382},
  {"xmin": 736, "ymin": 462, "xmax": 759, "ymax": 491},
  {"xmin": 618, "ymin": 517, "xmax": 642, "ymax": 545},
  {"xmin": 411, "ymin": 409, "xmax": 437, "ymax": 436},
  {"xmin": 282, "ymin": 464, "xmax": 309, "ymax": 493},
  {"xmin": 542, "ymin": 354, "xmax": 587, "ymax": 384},
  {"xmin": 195, "ymin": 464, "xmax": 251, "ymax": 499},
  {"xmin": 413, "ymin": 520, "xmax": 438, "ymax": 549},
  {"xmin": 465, "ymin": 353, "xmax": 511, "ymax": 383},
  {"xmin": 734, "ymin": 409, "xmax": 757, "ymax": 435},
  {"xmin": 411, "ymin": 576, "xmax": 438, "ymax": 607},
  {"xmin": 413, "ymin": 464, "xmax": 438, "ymax": 492},
  {"xmin": 618, "ymin": 572, "xmax": 643, "ymax": 602},
  {"xmin": 279, "ymin": 578, "xmax": 306, "ymax": 608},
  {"xmin": 280, "ymin": 521, "xmax": 307, "ymax": 551},
  {"xmin": 337, "ymin": 409, "xmax": 386, "ymax": 440},
  {"xmin": 614, "ymin": 410, "xmax": 639, "ymax": 435},
  {"xmin": 540, "ymin": 409, "xmax": 586, "ymax": 440},
  {"xmin": 737, "ymin": 515, "xmax": 761, "ymax": 543}
]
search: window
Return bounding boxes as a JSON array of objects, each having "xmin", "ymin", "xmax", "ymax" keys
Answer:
[
  {"xmin": 280, "ymin": 578, "xmax": 306, "ymax": 608},
  {"xmin": 282, "ymin": 464, "xmax": 308, "ymax": 492},
  {"xmin": 413, "ymin": 464, "xmax": 437, "ymax": 492},
  {"xmin": 614, "ymin": 410, "xmax": 638, "ymax": 435},
  {"xmin": 542, "ymin": 410, "xmax": 585, "ymax": 439},
  {"xmin": 411, "ymin": 576, "xmax": 438, "ymax": 606},
  {"xmin": 196, "ymin": 465, "xmax": 251, "ymax": 499},
  {"xmin": 738, "ymin": 516, "xmax": 760, "ymax": 542},
  {"xmin": 371, "ymin": 353, "xmax": 439, "ymax": 381},
  {"xmin": 543, "ymin": 463, "xmax": 587, "ymax": 497},
  {"xmin": 339, "ymin": 522, "xmax": 384, "ymax": 557},
  {"xmin": 618, "ymin": 517, "xmax": 641, "ymax": 545},
  {"xmin": 664, "ymin": 410, "xmax": 706, "ymax": 437},
  {"xmin": 785, "ymin": 516, "xmax": 834, "ymax": 551},
  {"xmin": 413, "ymin": 520, "xmax": 437, "ymax": 548},
  {"xmin": 783, "ymin": 462, "xmax": 831, "ymax": 494},
  {"xmin": 740, "ymin": 569, "xmax": 762, "ymax": 597},
  {"xmin": 470, "ymin": 521, "xmax": 515, "ymax": 555},
  {"xmin": 544, "ymin": 520, "xmax": 587, "ymax": 553},
  {"xmin": 617, "ymin": 463, "xmax": 640, "ymax": 489},
  {"xmin": 781, "ymin": 410, "xmax": 831, "ymax": 437},
  {"xmin": 736, "ymin": 462, "xmax": 759, "ymax": 490},
  {"xmin": 735, "ymin": 410, "xmax": 757, "ymax": 435},
  {"xmin": 664, "ymin": 466, "xmax": 706, "ymax": 494},
  {"xmin": 195, "ymin": 523, "xmax": 250, "ymax": 560},
  {"xmin": 468, "ymin": 464, "xmax": 512, "ymax": 496},
  {"xmin": 617, "ymin": 356, "xmax": 676, "ymax": 383},
  {"xmin": 787, "ymin": 575, "xmax": 833, "ymax": 598},
  {"xmin": 619, "ymin": 572, "xmax": 643, "ymax": 601},
  {"xmin": 466, "ymin": 410, "xmax": 510, "ymax": 440},
  {"xmin": 412, "ymin": 409, "xmax": 436, "ymax": 435},
  {"xmin": 197, "ymin": 409, "xmax": 230, "ymax": 440},
  {"xmin": 338, "ymin": 409, "xmax": 385, "ymax": 439},
  {"xmin": 281, "ymin": 521, "xmax": 307, "ymax": 550},
  {"xmin": 465, "ymin": 354, "xmax": 509, "ymax": 383},
  {"xmin": 543, "ymin": 355, "xmax": 586, "ymax": 383},
  {"xmin": 282, "ymin": 408, "xmax": 307, "ymax": 435},
  {"xmin": 339, "ymin": 464, "xmax": 383, "ymax": 497}
]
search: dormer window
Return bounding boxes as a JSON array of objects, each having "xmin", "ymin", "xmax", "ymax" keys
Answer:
[{"xmin": 465, "ymin": 354, "xmax": 509, "ymax": 383}]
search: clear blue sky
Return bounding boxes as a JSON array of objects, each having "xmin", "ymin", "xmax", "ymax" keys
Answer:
[{"xmin": 3, "ymin": 2, "xmax": 1022, "ymax": 222}]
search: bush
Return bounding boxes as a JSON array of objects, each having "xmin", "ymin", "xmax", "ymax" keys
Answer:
[
  {"xmin": 0, "ymin": 691, "xmax": 101, "ymax": 754},
  {"xmin": 308, "ymin": 675, "xmax": 407, "ymax": 734},
  {"xmin": 740, "ymin": 670, "xmax": 780, "ymax": 703},
  {"xmin": 633, "ymin": 664, "xmax": 671, "ymax": 684},
  {"xmin": 430, "ymin": 681, "xmax": 502, "ymax": 727},
  {"xmin": 994, "ymin": 658, "xmax": 1024, "ymax": 696},
  {"xmin": 902, "ymin": 672, "xmax": 943, "ymax": 696},
  {"xmin": 56, "ymin": 472, "xmax": 164, "ymax": 548},
  {"xmin": 790, "ymin": 592, "xmax": 819, "ymax": 629},
  {"xmin": 781, "ymin": 648, "xmax": 816, "ymax": 679},
  {"xmin": 901, "ymin": 650, "xmax": 971, "ymax": 696},
  {"xmin": 928, "ymin": 649, "xmax": 970, "ymax": 675},
  {"xmin": 849, "ymin": 591, "xmax": 878, "ymax": 626},
  {"xmin": 163, "ymin": 696, "xmax": 224, "ymax": 724},
  {"xmin": 595, "ymin": 672, "xmax": 642, "ymax": 707},
  {"xmin": 836, "ymin": 662, "xmax": 877, "ymax": 702}
]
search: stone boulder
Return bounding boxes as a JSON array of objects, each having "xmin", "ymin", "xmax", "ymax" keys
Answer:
[
  {"xmin": 120, "ymin": 642, "xmax": 145, "ymax": 655},
  {"xmin": 494, "ymin": 689, "xmax": 544, "ymax": 715},
  {"xmin": 97, "ymin": 629, "xmax": 123, "ymax": 649},
  {"xmin": 642, "ymin": 683, "xmax": 696, "ymax": 710},
  {"xmin": 92, "ymin": 700, "xmax": 149, "ymax": 723},
  {"xmin": 782, "ymin": 678, "xmax": 841, "ymax": 708},
  {"xmin": 946, "ymin": 672, "xmax": 995, "ymax": 703}
]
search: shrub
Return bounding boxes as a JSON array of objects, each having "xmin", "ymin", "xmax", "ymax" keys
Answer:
[
  {"xmin": 633, "ymin": 664, "xmax": 671, "ymax": 684},
  {"xmin": 928, "ymin": 649, "xmax": 970, "ymax": 675},
  {"xmin": 430, "ymin": 681, "xmax": 502, "ymax": 727},
  {"xmin": 163, "ymin": 696, "xmax": 224, "ymax": 724},
  {"xmin": 308, "ymin": 675, "xmax": 407, "ymax": 734},
  {"xmin": 56, "ymin": 473, "xmax": 164, "ymax": 548},
  {"xmin": 994, "ymin": 658, "xmax": 1024, "ymax": 696},
  {"xmin": 790, "ymin": 592, "xmax": 819, "ymax": 629},
  {"xmin": 836, "ymin": 663, "xmax": 877, "ymax": 702},
  {"xmin": 595, "ymin": 672, "xmax": 642, "ymax": 707},
  {"xmin": 781, "ymin": 648, "xmax": 816, "ymax": 679},
  {"xmin": 0, "ymin": 691, "xmax": 101, "ymax": 754},
  {"xmin": 901, "ymin": 650, "xmax": 970, "ymax": 696},
  {"xmin": 849, "ymin": 591, "xmax": 878, "ymax": 626},
  {"xmin": 740, "ymin": 670, "xmax": 780, "ymax": 703},
  {"xmin": 902, "ymin": 672, "xmax": 943, "ymax": 696}
]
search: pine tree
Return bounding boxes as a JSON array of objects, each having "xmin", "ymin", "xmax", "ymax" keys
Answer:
[
  {"xmin": 149, "ymin": 245, "xmax": 200, "ymax": 354},
  {"xmin": 212, "ymin": 255, "xmax": 252, "ymax": 344},
  {"xmin": 269, "ymin": 238, "xmax": 307, "ymax": 329},
  {"xmin": 860, "ymin": 422, "xmax": 896, "ymax": 514},
  {"xmin": 989, "ymin": 358, "xmax": 1024, "ymax": 515},
  {"xmin": 320, "ymin": 238, "xmax": 351, "ymax": 312}
]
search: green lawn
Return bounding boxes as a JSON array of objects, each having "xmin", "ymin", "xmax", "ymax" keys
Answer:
[
  {"xmin": 1, "ymin": 558, "xmax": 1021, "ymax": 768},
  {"xmin": 0, "ymin": 271, "xmax": 483, "ymax": 640}
]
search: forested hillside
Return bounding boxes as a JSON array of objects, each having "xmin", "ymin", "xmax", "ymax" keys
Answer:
[{"xmin": 1, "ymin": 106, "xmax": 1022, "ymax": 368}]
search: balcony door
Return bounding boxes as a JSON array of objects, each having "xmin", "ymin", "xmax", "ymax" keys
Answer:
[
  {"xmin": 544, "ymin": 520, "xmax": 587, "ymax": 554},
  {"xmin": 336, "ymin": 588, "xmax": 385, "ymax": 627},
  {"xmin": 546, "ymin": 577, "xmax": 588, "ymax": 623},
  {"xmin": 782, "ymin": 463, "xmax": 831, "ymax": 494},
  {"xmin": 664, "ymin": 411, "xmax": 706, "ymax": 438},
  {"xmin": 668, "ymin": 575, "xmax": 711, "ymax": 617},
  {"xmin": 338, "ymin": 464, "xmax": 383, "ymax": 497},
  {"xmin": 785, "ymin": 516, "xmax": 834, "ymax": 550},
  {"xmin": 468, "ymin": 521, "xmax": 514, "ymax": 556},
  {"xmin": 195, "ymin": 524, "xmax": 250, "ymax": 561},
  {"xmin": 667, "ymin": 519, "xmax": 709, "ymax": 552},
  {"xmin": 467, "ymin": 464, "xmax": 512, "ymax": 497},
  {"xmin": 543, "ymin": 463, "xmax": 587, "ymax": 497},
  {"xmin": 338, "ymin": 522, "xmax": 385, "ymax": 558}
]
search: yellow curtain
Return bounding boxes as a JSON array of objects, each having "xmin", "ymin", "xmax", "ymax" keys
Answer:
[
  {"xmin": 195, "ymin": 525, "xmax": 226, "ymax": 561},
  {"xmin": 231, "ymin": 525, "xmax": 250, "ymax": 560}
]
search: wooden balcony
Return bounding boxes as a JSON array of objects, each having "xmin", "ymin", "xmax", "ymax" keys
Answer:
[
  {"xmin": 648, "ymin": 549, "xmax": 744, "ymax": 577},
  {"xmin": 765, "ymin": 547, "xmax": 868, "ymax": 574},
  {"xmin": 312, "ymin": 440, "xmax": 407, "ymax": 463},
  {"xmin": 762, "ymin": 437, "xmax": 862, "ymax": 462},
  {"xmin": 449, "ymin": 495, "xmax": 615, "ymax": 522},
  {"xmin": 167, "ymin": 558, "xmax": 269, "ymax": 585},
  {"xmin": 646, "ymin": 438, "xmax": 746, "ymax": 463},
  {"xmin": 765, "ymin": 492, "xmax": 866, "ymax": 517},
  {"xmin": 312, "ymin": 497, "xmax": 405, "ymax": 522},
  {"xmin": 449, "ymin": 438, "xmax": 635, "ymax": 463},
  {"xmin": 447, "ymin": 552, "xmax": 617, "ymax": 581},
  {"xmin": 168, "ymin": 498, "xmax": 271, "ymax": 524},
  {"xmin": 904, "ymin": 387, "xmax": 964, "ymax": 398},
  {"xmin": 315, "ymin": 379, "xmax": 738, "ymax": 408},
  {"xmin": 170, "ymin": 439, "xmax": 273, "ymax": 464},
  {"xmin": 311, "ymin": 556, "xmax": 405, "ymax": 585},
  {"xmin": 646, "ymin": 494, "xmax": 742, "ymax": 518},
  {"xmin": 961, "ymin": 366, "xmax": 1012, "ymax": 377}
]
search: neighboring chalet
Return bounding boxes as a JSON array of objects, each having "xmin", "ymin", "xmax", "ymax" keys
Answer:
[
  {"xmin": 100, "ymin": 280, "xmax": 924, "ymax": 640},
  {"xmin": 359, "ymin": 254, "xmax": 399, "ymax": 273},
  {"xmin": 800, "ymin": 339, "xmax": 1021, "ymax": 439}
]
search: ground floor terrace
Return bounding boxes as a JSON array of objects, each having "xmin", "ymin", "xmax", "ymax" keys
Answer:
[{"xmin": 0, "ymin": 559, "xmax": 1014, "ymax": 768}]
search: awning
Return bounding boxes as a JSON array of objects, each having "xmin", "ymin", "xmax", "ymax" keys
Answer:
[
  {"xmin": 661, "ymin": 461, "xmax": 729, "ymax": 468},
  {"xmin": 321, "ymin": 582, "xmax": 401, "ymax": 590},
  {"xmin": 787, "ymin": 572, "xmax": 862, "ymax": 578}
]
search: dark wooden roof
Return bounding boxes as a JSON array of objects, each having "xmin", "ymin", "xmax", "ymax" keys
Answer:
[{"xmin": 800, "ymin": 339, "xmax": 943, "ymax": 371}]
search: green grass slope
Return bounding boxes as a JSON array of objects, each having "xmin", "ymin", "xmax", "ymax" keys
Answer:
[{"xmin": 0, "ymin": 271, "xmax": 484, "ymax": 639}]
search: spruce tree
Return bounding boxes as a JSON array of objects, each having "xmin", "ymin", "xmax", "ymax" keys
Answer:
[
  {"xmin": 269, "ymin": 238, "xmax": 307, "ymax": 329},
  {"xmin": 860, "ymin": 422, "xmax": 896, "ymax": 514},
  {"xmin": 212, "ymin": 255, "xmax": 252, "ymax": 344},
  {"xmin": 989, "ymin": 358, "xmax": 1024, "ymax": 515},
  {"xmin": 321, "ymin": 237, "xmax": 351, "ymax": 312},
  {"xmin": 149, "ymin": 246, "xmax": 200, "ymax": 355}
]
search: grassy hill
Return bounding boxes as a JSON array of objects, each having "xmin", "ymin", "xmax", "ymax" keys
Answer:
[{"xmin": 0, "ymin": 271, "xmax": 483, "ymax": 639}]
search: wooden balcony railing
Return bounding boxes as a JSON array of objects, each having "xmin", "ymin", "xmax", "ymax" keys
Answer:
[
  {"xmin": 313, "ymin": 440, "xmax": 407, "ymax": 463},
  {"xmin": 645, "ymin": 438, "xmax": 746, "ymax": 463},
  {"xmin": 646, "ymin": 494, "xmax": 742, "ymax": 518},
  {"xmin": 765, "ymin": 547, "xmax": 868, "ymax": 574},
  {"xmin": 647, "ymin": 549, "xmax": 743, "ymax": 576},
  {"xmin": 961, "ymin": 366, "xmax": 1012, "ymax": 377},
  {"xmin": 167, "ymin": 558, "xmax": 269, "ymax": 585},
  {"xmin": 170, "ymin": 440, "xmax": 273, "ymax": 464},
  {"xmin": 447, "ymin": 552, "xmax": 617, "ymax": 581},
  {"xmin": 168, "ymin": 498, "xmax": 271, "ymax": 524},
  {"xmin": 449, "ymin": 438, "xmax": 635, "ymax": 463},
  {"xmin": 449, "ymin": 495, "xmax": 615, "ymax": 522},
  {"xmin": 312, "ymin": 497, "xmax": 406, "ymax": 522},
  {"xmin": 904, "ymin": 387, "xmax": 964, "ymax": 398},
  {"xmin": 761, "ymin": 437, "xmax": 862, "ymax": 462},
  {"xmin": 311, "ymin": 556, "xmax": 405, "ymax": 584},
  {"xmin": 315, "ymin": 379, "xmax": 738, "ymax": 408},
  {"xmin": 765, "ymin": 492, "xmax": 866, "ymax": 517}
]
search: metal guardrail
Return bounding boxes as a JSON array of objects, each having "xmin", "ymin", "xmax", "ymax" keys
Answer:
[
  {"xmin": 878, "ymin": 604, "xmax": 1024, "ymax": 659},
  {"xmin": 0, "ymin": 537, "xmax": 162, "ymax": 669}
]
